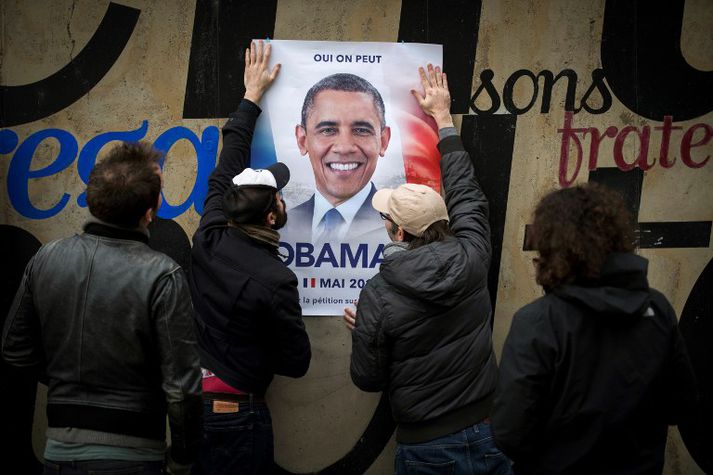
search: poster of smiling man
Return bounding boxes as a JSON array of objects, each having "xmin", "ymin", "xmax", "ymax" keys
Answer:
[{"xmin": 250, "ymin": 40, "xmax": 443, "ymax": 315}]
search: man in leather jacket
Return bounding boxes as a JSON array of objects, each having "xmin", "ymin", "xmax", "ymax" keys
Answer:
[
  {"xmin": 2, "ymin": 142, "xmax": 202, "ymax": 474},
  {"xmin": 345, "ymin": 65, "xmax": 511, "ymax": 475}
]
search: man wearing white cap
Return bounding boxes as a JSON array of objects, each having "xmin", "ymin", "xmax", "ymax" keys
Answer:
[
  {"xmin": 190, "ymin": 40, "xmax": 311, "ymax": 473},
  {"xmin": 346, "ymin": 65, "xmax": 511, "ymax": 475}
]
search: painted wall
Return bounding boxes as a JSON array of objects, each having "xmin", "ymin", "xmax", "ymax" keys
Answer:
[{"xmin": 1, "ymin": 1, "xmax": 711, "ymax": 473}]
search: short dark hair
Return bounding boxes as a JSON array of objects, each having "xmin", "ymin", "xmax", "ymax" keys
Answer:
[
  {"xmin": 530, "ymin": 183, "xmax": 635, "ymax": 290},
  {"xmin": 223, "ymin": 186, "xmax": 278, "ymax": 225},
  {"xmin": 400, "ymin": 220, "xmax": 453, "ymax": 250},
  {"xmin": 86, "ymin": 142, "xmax": 162, "ymax": 228},
  {"xmin": 301, "ymin": 73, "xmax": 386, "ymax": 129}
]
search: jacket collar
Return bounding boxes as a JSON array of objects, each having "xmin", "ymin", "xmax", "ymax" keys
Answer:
[{"xmin": 83, "ymin": 217, "xmax": 150, "ymax": 244}]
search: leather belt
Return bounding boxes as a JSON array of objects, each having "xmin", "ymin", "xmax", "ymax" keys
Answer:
[{"xmin": 204, "ymin": 392, "xmax": 265, "ymax": 403}]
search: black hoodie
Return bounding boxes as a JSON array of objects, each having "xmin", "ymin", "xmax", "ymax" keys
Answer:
[{"xmin": 492, "ymin": 253, "xmax": 697, "ymax": 475}]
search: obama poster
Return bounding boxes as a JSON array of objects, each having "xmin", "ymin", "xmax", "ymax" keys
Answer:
[{"xmin": 250, "ymin": 40, "xmax": 443, "ymax": 315}]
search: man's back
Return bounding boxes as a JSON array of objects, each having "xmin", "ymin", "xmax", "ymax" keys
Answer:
[
  {"xmin": 351, "ymin": 133, "xmax": 498, "ymax": 444},
  {"xmin": 3, "ymin": 141, "xmax": 202, "ymax": 473},
  {"xmin": 4, "ymin": 225, "xmax": 202, "ymax": 472},
  {"xmin": 3, "ymin": 226, "xmax": 201, "ymax": 439},
  {"xmin": 492, "ymin": 183, "xmax": 696, "ymax": 475},
  {"xmin": 187, "ymin": 42, "xmax": 310, "ymax": 474},
  {"xmin": 36, "ymin": 232, "xmax": 191, "ymax": 409},
  {"xmin": 493, "ymin": 253, "xmax": 695, "ymax": 474},
  {"xmin": 191, "ymin": 219, "xmax": 309, "ymax": 395},
  {"xmin": 348, "ymin": 65, "xmax": 511, "ymax": 475}
]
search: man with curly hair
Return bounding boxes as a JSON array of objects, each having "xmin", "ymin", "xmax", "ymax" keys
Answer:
[{"xmin": 492, "ymin": 184, "xmax": 697, "ymax": 474}]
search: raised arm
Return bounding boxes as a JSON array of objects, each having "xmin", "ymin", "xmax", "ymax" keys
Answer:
[
  {"xmin": 411, "ymin": 65, "xmax": 491, "ymax": 261},
  {"xmin": 200, "ymin": 40, "xmax": 281, "ymax": 226}
]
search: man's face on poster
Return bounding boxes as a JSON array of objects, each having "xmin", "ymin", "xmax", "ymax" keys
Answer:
[{"xmin": 295, "ymin": 90, "xmax": 391, "ymax": 207}]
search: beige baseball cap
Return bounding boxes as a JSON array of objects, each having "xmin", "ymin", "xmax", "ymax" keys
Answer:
[{"xmin": 372, "ymin": 183, "xmax": 449, "ymax": 237}]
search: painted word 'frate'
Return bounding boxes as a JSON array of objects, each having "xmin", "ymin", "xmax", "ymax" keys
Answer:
[{"xmin": 558, "ymin": 112, "xmax": 712, "ymax": 187}]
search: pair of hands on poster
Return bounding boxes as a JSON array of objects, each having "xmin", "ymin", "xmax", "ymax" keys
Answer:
[{"xmin": 244, "ymin": 40, "xmax": 280, "ymax": 104}]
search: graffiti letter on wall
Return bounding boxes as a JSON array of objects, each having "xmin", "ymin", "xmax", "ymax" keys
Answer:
[
  {"xmin": 681, "ymin": 124, "xmax": 712, "ymax": 168},
  {"xmin": 558, "ymin": 112, "xmax": 587, "ymax": 187},
  {"xmin": 7, "ymin": 130, "xmax": 78, "ymax": 219},
  {"xmin": 602, "ymin": 0, "xmax": 713, "ymax": 121},
  {"xmin": 0, "ymin": 3, "xmax": 141, "ymax": 127},
  {"xmin": 153, "ymin": 126, "xmax": 220, "ymax": 218},
  {"xmin": 613, "ymin": 126, "xmax": 653, "ymax": 172}
]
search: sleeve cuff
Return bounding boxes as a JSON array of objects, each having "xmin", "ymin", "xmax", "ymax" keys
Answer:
[
  {"xmin": 437, "ymin": 134, "xmax": 465, "ymax": 155},
  {"xmin": 438, "ymin": 127, "xmax": 458, "ymax": 140},
  {"xmin": 238, "ymin": 98, "xmax": 262, "ymax": 115}
]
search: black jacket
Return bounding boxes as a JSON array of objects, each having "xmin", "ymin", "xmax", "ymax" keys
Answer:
[
  {"xmin": 492, "ymin": 253, "xmax": 697, "ymax": 475},
  {"xmin": 190, "ymin": 100, "xmax": 311, "ymax": 395},
  {"xmin": 350, "ymin": 134, "xmax": 498, "ymax": 443},
  {"xmin": 2, "ymin": 222, "xmax": 202, "ymax": 463}
]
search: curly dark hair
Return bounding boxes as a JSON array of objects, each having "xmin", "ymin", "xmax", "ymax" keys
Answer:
[{"xmin": 530, "ymin": 183, "xmax": 635, "ymax": 289}]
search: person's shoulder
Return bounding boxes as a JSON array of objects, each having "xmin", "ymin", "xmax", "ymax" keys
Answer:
[
  {"xmin": 33, "ymin": 233, "xmax": 94, "ymax": 260},
  {"xmin": 647, "ymin": 287, "xmax": 677, "ymax": 325},
  {"xmin": 233, "ymin": 239, "xmax": 298, "ymax": 289},
  {"xmin": 37, "ymin": 234, "xmax": 78, "ymax": 252},
  {"xmin": 361, "ymin": 272, "xmax": 390, "ymax": 302},
  {"xmin": 137, "ymin": 246, "xmax": 183, "ymax": 275},
  {"xmin": 512, "ymin": 295, "xmax": 554, "ymax": 325}
]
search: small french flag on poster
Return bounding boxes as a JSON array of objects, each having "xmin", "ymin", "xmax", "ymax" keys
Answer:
[{"xmin": 302, "ymin": 278, "xmax": 317, "ymax": 288}]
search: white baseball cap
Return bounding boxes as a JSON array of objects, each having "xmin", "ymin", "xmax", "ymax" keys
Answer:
[{"xmin": 232, "ymin": 162, "xmax": 290, "ymax": 190}]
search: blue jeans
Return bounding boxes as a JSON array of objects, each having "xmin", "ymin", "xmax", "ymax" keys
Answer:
[
  {"xmin": 395, "ymin": 421, "xmax": 512, "ymax": 475},
  {"xmin": 43, "ymin": 460, "xmax": 163, "ymax": 474},
  {"xmin": 191, "ymin": 397, "xmax": 273, "ymax": 475}
]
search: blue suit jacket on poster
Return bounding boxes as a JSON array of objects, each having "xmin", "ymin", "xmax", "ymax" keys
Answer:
[{"xmin": 281, "ymin": 183, "xmax": 387, "ymax": 245}]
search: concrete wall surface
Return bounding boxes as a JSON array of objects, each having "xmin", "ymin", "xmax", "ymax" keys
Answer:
[{"xmin": 1, "ymin": 1, "xmax": 711, "ymax": 474}]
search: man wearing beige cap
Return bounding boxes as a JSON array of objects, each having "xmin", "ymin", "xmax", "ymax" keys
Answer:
[{"xmin": 346, "ymin": 65, "xmax": 511, "ymax": 475}]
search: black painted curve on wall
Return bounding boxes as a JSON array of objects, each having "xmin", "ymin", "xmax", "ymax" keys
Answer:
[
  {"xmin": 273, "ymin": 393, "xmax": 395, "ymax": 475},
  {"xmin": 182, "ymin": 0, "xmax": 278, "ymax": 119},
  {"xmin": 397, "ymin": 0, "xmax": 482, "ymax": 114},
  {"xmin": 0, "ymin": 226, "xmax": 43, "ymax": 472},
  {"xmin": 0, "ymin": 3, "xmax": 140, "ymax": 127},
  {"xmin": 148, "ymin": 218, "xmax": 192, "ymax": 276},
  {"xmin": 601, "ymin": 0, "xmax": 713, "ymax": 121},
  {"xmin": 461, "ymin": 114, "xmax": 517, "ymax": 318},
  {"xmin": 679, "ymin": 257, "xmax": 713, "ymax": 474}
]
